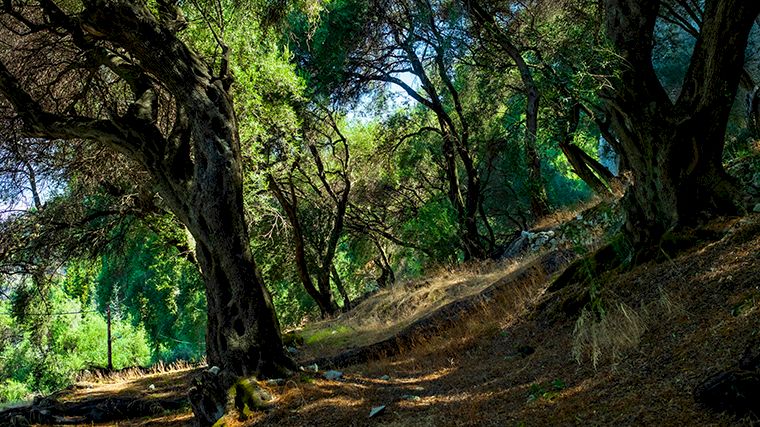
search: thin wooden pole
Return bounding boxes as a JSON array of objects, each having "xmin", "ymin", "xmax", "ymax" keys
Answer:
[{"xmin": 107, "ymin": 305, "xmax": 113, "ymax": 371}]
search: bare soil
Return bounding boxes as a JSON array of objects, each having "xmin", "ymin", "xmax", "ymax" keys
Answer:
[{"xmin": 238, "ymin": 214, "xmax": 760, "ymax": 427}]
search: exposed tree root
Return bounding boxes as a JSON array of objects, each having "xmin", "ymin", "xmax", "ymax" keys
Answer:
[
  {"xmin": 0, "ymin": 394, "xmax": 188, "ymax": 425},
  {"xmin": 536, "ymin": 217, "xmax": 743, "ymax": 323}
]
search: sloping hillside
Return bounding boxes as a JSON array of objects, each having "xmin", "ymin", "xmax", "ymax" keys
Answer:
[
  {"xmin": 236, "ymin": 214, "xmax": 760, "ymax": 426},
  {"xmin": 4, "ymin": 214, "xmax": 759, "ymax": 426}
]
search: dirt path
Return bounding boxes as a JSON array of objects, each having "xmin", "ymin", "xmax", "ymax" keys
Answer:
[{"xmin": 238, "ymin": 216, "xmax": 759, "ymax": 426}]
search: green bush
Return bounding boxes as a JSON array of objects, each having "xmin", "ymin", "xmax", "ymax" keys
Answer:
[
  {"xmin": 0, "ymin": 379, "xmax": 32, "ymax": 404},
  {"xmin": 0, "ymin": 287, "xmax": 153, "ymax": 404}
]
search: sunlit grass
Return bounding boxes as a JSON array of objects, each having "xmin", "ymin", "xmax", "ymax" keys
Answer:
[{"xmin": 294, "ymin": 254, "xmax": 546, "ymax": 357}]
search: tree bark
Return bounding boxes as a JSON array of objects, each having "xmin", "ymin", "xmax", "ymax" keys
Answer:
[
  {"xmin": 558, "ymin": 105, "xmax": 614, "ymax": 196},
  {"xmin": 309, "ymin": 137, "xmax": 351, "ymax": 316},
  {"xmin": 603, "ymin": 0, "xmax": 760, "ymax": 246},
  {"xmin": 0, "ymin": 0, "xmax": 294, "ymax": 378},
  {"xmin": 456, "ymin": 140, "xmax": 488, "ymax": 260},
  {"xmin": 373, "ymin": 239, "xmax": 395, "ymax": 288},
  {"xmin": 331, "ymin": 265, "xmax": 351, "ymax": 311},
  {"xmin": 561, "ymin": 143, "xmax": 613, "ymax": 196},
  {"xmin": 748, "ymin": 86, "xmax": 760, "ymax": 138},
  {"xmin": 523, "ymin": 66, "xmax": 551, "ymax": 218},
  {"xmin": 441, "ymin": 134, "xmax": 484, "ymax": 260}
]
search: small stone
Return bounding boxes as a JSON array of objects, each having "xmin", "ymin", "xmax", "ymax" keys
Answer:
[
  {"xmin": 301, "ymin": 364, "xmax": 319, "ymax": 373},
  {"xmin": 516, "ymin": 345, "xmax": 535, "ymax": 356},
  {"xmin": 369, "ymin": 405, "xmax": 386, "ymax": 418},
  {"xmin": 266, "ymin": 378, "xmax": 286, "ymax": 386},
  {"xmin": 287, "ymin": 346, "xmax": 298, "ymax": 355},
  {"xmin": 208, "ymin": 366, "xmax": 221, "ymax": 376},
  {"xmin": 148, "ymin": 384, "xmax": 155, "ymax": 391},
  {"xmin": 323, "ymin": 370, "xmax": 343, "ymax": 380},
  {"xmin": 379, "ymin": 374, "xmax": 391, "ymax": 381},
  {"xmin": 401, "ymin": 394, "xmax": 421, "ymax": 401}
]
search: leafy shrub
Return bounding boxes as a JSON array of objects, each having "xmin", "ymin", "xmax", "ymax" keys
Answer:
[{"xmin": 0, "ymin": 379, "xmax": 31, "ymax": 404}]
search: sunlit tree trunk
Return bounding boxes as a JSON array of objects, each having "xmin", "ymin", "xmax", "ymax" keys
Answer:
[{"xmin": 558, "ymin": 105, "xmax": 615, "ymax": 196}]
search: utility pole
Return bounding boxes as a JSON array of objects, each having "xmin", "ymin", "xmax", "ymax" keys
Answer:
[{"xmin": 107, "ymin": 304, "xmax": 113, "ymax": 371}]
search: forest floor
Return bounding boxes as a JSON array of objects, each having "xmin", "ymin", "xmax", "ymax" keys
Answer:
[{"xmin": 8, "ymin": 213, "xmax": 760, "ymax": 426}]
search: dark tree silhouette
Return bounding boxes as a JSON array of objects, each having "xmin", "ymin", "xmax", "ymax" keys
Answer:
[{"xmin": 603, "ymin": 0, "xmax": 760, "ymax": 246}]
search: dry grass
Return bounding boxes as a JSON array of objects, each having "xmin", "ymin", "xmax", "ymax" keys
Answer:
[
  {"xmin": 241, "ymin": 214, "xmax": 760, "ymax": 427},
  {"xmin": 296, "ymin": 254, "xmax": 544, "ymax": 359},
  {"xmin": 572, "ymin": 275, "xmax": 687, "ymax": 368},
  {"xmin": 531, "ymin": 196, "xmax": 604, "ymax": 230},
  {"xmin": 63, "ymin": 366, "xmax": 201, "ymax": 404},
  {"xmin": 375, "ymin": 270, "xmax": 546, "ymax": 368},
  {"xmin": 26, "ymin": 214, "xmax": 760, "ymax": 427},
  {"xmin": 75, "ymin": 359, "xmax": 202, "ymax": 384},
  {"xmin": 572, "ymin": 301, "xmax": 648, "ymax": 368}
]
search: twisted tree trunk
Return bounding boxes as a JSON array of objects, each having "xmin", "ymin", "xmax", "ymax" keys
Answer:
[
  {"xmin": 603, "ymin": 0, "xmax": 759, "ymax": 246},
  {"xmin": 0, "ymin": 0, "xmax": 293, "ymax": 379}
]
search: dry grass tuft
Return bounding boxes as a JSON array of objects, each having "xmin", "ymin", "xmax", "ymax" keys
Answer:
[
  {"xmin": 75, "ymin": 359, "xmax": 202, "ymax": 384},
  {"xmin": 572, "ymin": 286, "xmax": 683, "ymax": 368},
  {"xmin": 572, "ymin": 302, "xmax": 646, "ymax": 368}
]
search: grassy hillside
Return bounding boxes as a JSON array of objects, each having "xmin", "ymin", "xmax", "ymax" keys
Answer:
[{"xmin": 225, "ymin": 214, "xmax": 760, "ymax": 426}]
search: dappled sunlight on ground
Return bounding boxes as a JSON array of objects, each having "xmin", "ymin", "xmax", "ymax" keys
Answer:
[
  {"xmin": 240, "ymin": 215, "xmax": 760, "ymax": 426},
  {"xmin": 20, "ymin": 214, "xmax": 760, "ymax": 426},
  {"xmin": 63, "ymin": 368, "xmax": 200, "ymax": 403},
  {"xmin": 296, "ymin": 254, "xmax": 547, "ymax": 362}
]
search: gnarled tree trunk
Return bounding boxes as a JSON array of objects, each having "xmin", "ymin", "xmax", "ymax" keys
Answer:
[
  {"xmin": 602, "ymin": 0, "xmax": 760, "ymax": 246},
  {"xmin": 0, "ymin": 0, "xmax": 293, "ymax": 379}
]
